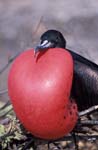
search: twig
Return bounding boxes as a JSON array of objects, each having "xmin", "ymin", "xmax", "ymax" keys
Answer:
[
  {"xmin": 0, "ymin": 52, "xmax": 20, "ymax": 74},
  {"xmin": 72, "ymin": 132, "xmax": 79, "ymax": 150},
  {"xmin": 79, "ymin": 105, "xmax": 98, "ymax": 117},
  {"xmin": 46, "ymin": 135, "xmax": 98, "ymax": 144},
  {"xmin": 79, "ymin": 120, "xmax": 98, "ymax": 126},
  {"xmin": 22, "ymin": 139, "xmax": 34, "ymax": 150},
  {"xmin": 0, "ymin": 129, "xmax": 17, "ymax": 142},
  {"xmin": 0, "ymin": 89, "xmax": 8, "ymax": 95},
  {"xmin": 52, "ymin": 142, "xmax": 62, "ymax": 149},
  {"xmin": 0, "ymin": 17, "xmax": 43, "ymax": 75},
  {"xmin": 0, "ymin": 101, "xmax": 10, "ymax": 110},
  {"xmin": 0, "ymin": 63, "xmax": 9, "ymax": 74},
  {"xmin": 0, "ymin": 104, "xmax": 13, "ymax": 117},
  {"xmin": 32, "ymin": 16, "xmax": 43, "ymax": 39}
]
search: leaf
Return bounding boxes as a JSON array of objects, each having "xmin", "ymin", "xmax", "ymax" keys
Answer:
[{"xmin": 0, "ymin": 124, "xmax": 5, "ymax": 136}]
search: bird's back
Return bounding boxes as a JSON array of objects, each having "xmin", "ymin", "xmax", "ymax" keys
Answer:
[{"xmin": 68, "ymin": 49, "xmax": 98, "ymax": 111}]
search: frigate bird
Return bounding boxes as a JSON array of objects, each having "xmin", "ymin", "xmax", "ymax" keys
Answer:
[{"xmin": 35, "ymin": 29, "xmax": 98, "ymax": 111}]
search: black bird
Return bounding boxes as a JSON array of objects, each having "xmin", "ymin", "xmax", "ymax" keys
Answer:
[{"xmin": 35, "ymin": 29, "xmax": 98, "ymax": 111}]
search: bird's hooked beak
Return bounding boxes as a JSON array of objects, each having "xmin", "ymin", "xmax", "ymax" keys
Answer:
[{"xmin": 34, "ymin": 40, "xmax": 53, "ymax": 57}]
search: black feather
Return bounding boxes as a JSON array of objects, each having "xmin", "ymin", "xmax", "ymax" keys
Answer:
[{"xmin": 37, "ymin": 30, "xmax": 98, "ymax": 111}]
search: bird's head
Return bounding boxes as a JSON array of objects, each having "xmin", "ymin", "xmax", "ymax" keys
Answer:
[{"xmin": 34, "ymin": 30, "xmax": 66, "ymax": 56}]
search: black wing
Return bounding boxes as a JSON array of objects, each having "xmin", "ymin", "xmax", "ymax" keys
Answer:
[
  {"xmin": 67, "ymin": 49, "xmax": 98, "ymax": 69},
  {"xmin": 67, "ymin": 49, "xmax": 98, "ymax": 111}
]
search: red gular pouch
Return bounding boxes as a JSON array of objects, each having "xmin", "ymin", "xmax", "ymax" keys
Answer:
[{"xmin": 8, "ymin": 48, "xmax": 78, "ymax": 140}]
